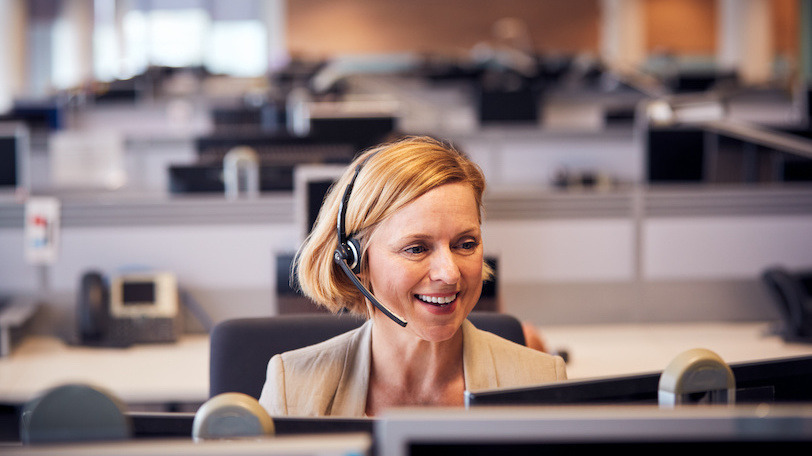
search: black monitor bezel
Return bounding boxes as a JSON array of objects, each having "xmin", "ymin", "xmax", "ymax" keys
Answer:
[{"xmin": 466, "ymin": 354, "xmax": 812, "ymax": 406}]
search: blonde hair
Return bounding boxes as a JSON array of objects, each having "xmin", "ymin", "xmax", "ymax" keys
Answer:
[{"xmin": 293, "ymin": 136, "xmax": 492, "ymax": 317}]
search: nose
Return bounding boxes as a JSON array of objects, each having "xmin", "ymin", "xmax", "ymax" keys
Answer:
[{"xmin": 429, "ymin": 248, "xmax": 461, "ymax": 284}]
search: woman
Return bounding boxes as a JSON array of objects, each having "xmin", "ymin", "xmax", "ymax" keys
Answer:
[{"xmin": 259, "ymin": 136, "xmax": 566, "ymax": 417}]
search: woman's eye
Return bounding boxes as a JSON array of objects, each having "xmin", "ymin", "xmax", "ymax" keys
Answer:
[
  {"xmin": 405, "ymin": 245, "xmax": 427, "ymax": 255},
  {"xmin": 459, "ymin": 240, "xmax": 478, "ymax": 251}
]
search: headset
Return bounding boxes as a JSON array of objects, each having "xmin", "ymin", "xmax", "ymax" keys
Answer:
[{"xmin": 333, "ymin": 157, "xmax": 408, "ymax": 327}]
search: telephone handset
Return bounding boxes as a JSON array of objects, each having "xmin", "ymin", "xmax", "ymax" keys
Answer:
[
  {"xmin": 762, "ymin": 266, "xmax": 812, "ymax": 343},
  {"xmin": 77, "ymin": 271, "xmax": 110, "ymax": 345},
  {"xmin": 77, "ymin": 270, "xmax": 181, "ymax": 347}
]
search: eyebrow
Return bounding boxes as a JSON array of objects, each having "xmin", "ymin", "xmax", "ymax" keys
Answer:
[{"xmin": 400, "ymin": 227, "xmax": 481, "ymax": 241}]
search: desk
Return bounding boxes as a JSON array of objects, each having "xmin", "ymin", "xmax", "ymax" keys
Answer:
[
  {"xmin": 541, "ymin": 321, "xmax": 812, "ymax": 379},
  {"xmin": 0, "ymin": 335, "xmax": 208, "ymax": 407}
]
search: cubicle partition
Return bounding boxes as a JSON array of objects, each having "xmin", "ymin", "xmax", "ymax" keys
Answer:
[{"xmin": 648, "ymin": 124, "xmax": 812, "ymax": 184}]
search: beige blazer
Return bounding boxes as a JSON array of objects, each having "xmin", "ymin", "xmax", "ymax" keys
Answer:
[{"xmin": 258, "ymin": 319, "xmax": 567, "ymax": 417}]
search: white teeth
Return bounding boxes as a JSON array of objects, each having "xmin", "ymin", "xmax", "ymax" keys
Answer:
[{"xmin": 416, "ymin": 294, "xmax": 457, "ymax": 305}]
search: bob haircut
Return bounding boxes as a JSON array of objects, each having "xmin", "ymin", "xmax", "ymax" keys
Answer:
[{"xmin": 293, "ymin": 135, "xmax": 492, "ymax": 317}]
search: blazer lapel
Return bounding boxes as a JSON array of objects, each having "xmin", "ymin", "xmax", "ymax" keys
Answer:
[
  {"xmin": 329, "ymin": 319, "xmax": 372, "ymax": 416},
  {"xmin": 462, "ymin": 319, "xmax": 500, "ymax": 392}
]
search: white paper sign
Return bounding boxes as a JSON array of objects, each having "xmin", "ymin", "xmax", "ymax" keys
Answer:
[
  {"xmin": 25, "ymin": 197, "xmax": 60, "ymax": 264},
  {"xmin": 50, "ymin": 131, "xmax": 126, "ymax": 189}
]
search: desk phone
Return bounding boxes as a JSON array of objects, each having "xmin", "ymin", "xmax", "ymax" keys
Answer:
[{"xmin": 78, "ymin": 271, "xmax": 181, "ymax": 347}]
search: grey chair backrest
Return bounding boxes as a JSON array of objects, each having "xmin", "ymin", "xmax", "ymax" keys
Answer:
[{"xmin": 209, "ymin": 311, "xmax": 526, "ymax": 399}]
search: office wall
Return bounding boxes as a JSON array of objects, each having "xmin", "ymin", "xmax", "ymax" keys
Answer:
[
  {"xmin": 771, "ymin": 0, "xmax": 801, "ymax": 59},
  {"xmin": 645, "ymin": 0, "xmax": 799, "ymax": 62},
  {"xmin": 645, "ymin": 0, "xmax": 717, "ymax": 55},
  {"xmin": 287, "ymin": 0, "xmax": 799, "ymax": 62},
  {"xmin": 286, "ymin": 0, "xmax": 601, "ymax": 57},
  {"xmin": 486, "ymin": 206, "xmax": 811, "ymax": 325}
]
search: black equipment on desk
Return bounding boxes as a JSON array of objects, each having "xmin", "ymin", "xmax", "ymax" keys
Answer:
[
  {"xmin": 127, "ymin": 412, "xmax": 374, "ymax": 439},
  {"xmin": 168, "ymin": 164, "xmax": 295, "ymax": 193},
  {"xmin": 762, "ymin": 266, "xmax": 812, "ymax": 343},
  {"xmin": 379, "ymin": 405, "xmax": 812, "ymax": 456},
  {"xmin": 0, "ymin": 124, "xmax": 25, "ymax": 193},
  {"xmin": 78, "ymin": 270, "xmax": 181, "ymax": 347},
  {"xmin": 465, "ymin": 354, "xmax": 812, "ymax": 407}
]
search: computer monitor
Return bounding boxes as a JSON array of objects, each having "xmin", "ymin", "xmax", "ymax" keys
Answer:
[
  {"xmin": 194, "ymin": 133, "xmax": 356, "ymax": 166},
  {"xmin": 3, "ymin": 409, "xmax": 375, "ymax": 444},
  {"xmin": 0, "ymin": 100, "xmax": 64, "ymax": 132},
  {"xmin": 646, "ymin": 126, "xmax": 706, "ymax": 183},
  {"xmin": 0, "ymin": 122, "xmax": 28, "ymax": 197},
  {"xmin": 376, "ymin": 404, "xmax": 812, "ymax": 456},
  {"xmin": 465, "ymin": 354, "xmax": 812, "ymax": 407},
  {"xmin": 272, "ymin": 164, "xmax": 347, "ymax": 314},
  {"xmin": 304, "ymin": 98, "xmax": 398, "ymax": 152},
  {"xmin": 167, "ymin": 164, "xmax": 295, "ymax": 194},
  {"xmin": 292, "ymin": 164, "xmax": 346, "ymax": 243},
  {"xmin": 475, "ymin": 86, "xmax": 540, "ymax": 124},
  {"xmin": 307, "ymin": 115, "xmax": 396, "ymax": 152},
  {"xmin": 126, "ymin": 411, "xmax": 374, "ymax": 440},
  {"xmin": 782, "ymin": 155, "xmax": 812, "ymax": 182}
]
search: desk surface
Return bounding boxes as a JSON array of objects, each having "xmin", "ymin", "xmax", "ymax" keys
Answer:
[
  {"xmin": 0, "ymin": 335, "xmax": 209, "ymax": 405},
  {"xmin": 541, "ymin": 321, "xmax": 812, "ymax": 379},
  {"xmin": 2, "ymin": 322, "xmax": 812, "ymax": 406}
]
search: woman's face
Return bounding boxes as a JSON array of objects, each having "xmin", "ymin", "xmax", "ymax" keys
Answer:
[{"xmin": 364, "ymin": 182, "xmax": 484, "ymax": 342}]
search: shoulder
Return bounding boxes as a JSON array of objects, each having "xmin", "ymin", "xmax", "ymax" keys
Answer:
[
  {"xmin": 485, "ymin": 329, "xmax": 563, "ymax": 368},
  {"xmin": 259, "ymin": 320, "xmax": 372, "ymax": 416}
]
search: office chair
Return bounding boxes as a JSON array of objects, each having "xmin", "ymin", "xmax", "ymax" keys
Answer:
[{"xmin": 209, "ymin": 312, "xmax": 527, "ymax": 399}]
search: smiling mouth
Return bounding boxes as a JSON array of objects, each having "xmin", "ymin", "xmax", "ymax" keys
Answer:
[{"xmin": 415, "ymin": 293, "xmax": 458, "ymax": 306}]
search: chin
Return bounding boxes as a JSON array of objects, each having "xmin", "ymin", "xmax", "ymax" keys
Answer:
[{"xmin": 414, "ymin": 307, "xmax": 471, "ymax": 342}]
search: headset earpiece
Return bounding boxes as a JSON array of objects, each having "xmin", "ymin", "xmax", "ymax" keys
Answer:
[
  {"xmin": 345, "ymin": 237, "xmax": 362, "ymax": 274},
  {"xmin": 334, "ymin": 237, "xmax": 361, "ymax": 274}
]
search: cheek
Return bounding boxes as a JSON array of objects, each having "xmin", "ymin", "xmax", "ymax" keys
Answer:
[
  {"xmin": 461, "ymin": 254, "xmax": 485, "ymax": 282},
  {"xmin": 366, "ymin": 251, "xmax": 422, "ymax": 296}
]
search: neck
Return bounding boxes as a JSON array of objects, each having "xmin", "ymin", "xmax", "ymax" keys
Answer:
[
  {"xmin": 373, "ymin": 319, "xmax": 463, "ymax": 376},
  {"xmin": 365, "ymin": 317, "xmax": 465, "ymax": 416}
]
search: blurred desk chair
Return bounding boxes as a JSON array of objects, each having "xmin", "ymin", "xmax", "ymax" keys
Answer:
[{"xmin": 209, "ymin": 312, "xmax": 526, "ymax": 399}]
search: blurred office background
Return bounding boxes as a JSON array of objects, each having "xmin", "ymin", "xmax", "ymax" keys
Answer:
[{"xmin": 0, "ymin": 0, "xmax": 811, "ymax": 340}]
